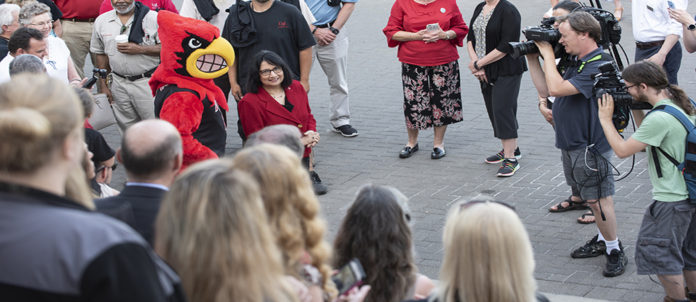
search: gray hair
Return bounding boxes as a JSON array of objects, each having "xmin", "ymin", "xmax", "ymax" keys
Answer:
[
  {"xmin": 9, "ymin": 54, "xmax": 45, "ymax": 77},
  {"xmin": 0, "ymin": 4, "xmax": 19, "ymax": 35},
  {"xmin": 18, "ymin": 2, "xmax": 50, "ymax": 26},
  {"xmin": 245, "ymin": 124, "xmax": 304, "ymax": 157}
]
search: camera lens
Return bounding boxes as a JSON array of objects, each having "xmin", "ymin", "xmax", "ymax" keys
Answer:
[{"xmin": 509, "ymin": 41, "xmax": 538, "ymax": 59}]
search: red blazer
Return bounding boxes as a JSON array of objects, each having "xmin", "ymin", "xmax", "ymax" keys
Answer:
[{"xmin": 238, "ymin": 80, "xmax": 317, "ymax": 158}]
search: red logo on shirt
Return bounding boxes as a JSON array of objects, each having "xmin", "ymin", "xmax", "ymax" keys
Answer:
[{"xmin": 278, "ymin": 21, "xmax": 288, "ymax": 29}]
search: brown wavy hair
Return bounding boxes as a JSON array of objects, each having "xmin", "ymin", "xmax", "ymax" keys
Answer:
[
  {"xmin": 155, "ymin": 159, "xmax": 297, "ymax": 302},
  {"xmin": 333, "ymin": 184, "xmax": 416, "ymax": 302},
  {"xmin": 232, "ymin": 144, "xmax": 336, "ymax": 298}
]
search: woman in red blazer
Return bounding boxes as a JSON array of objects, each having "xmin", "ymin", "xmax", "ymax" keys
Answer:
[{"xmin": 238, "ymin": 50, "xmax": 326, "ymax": 195}]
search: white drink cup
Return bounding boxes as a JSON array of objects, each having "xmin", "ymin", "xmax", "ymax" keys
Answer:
[{"xmin": 114, "ymin": 35, "xmax": 128, "ymax": 44}]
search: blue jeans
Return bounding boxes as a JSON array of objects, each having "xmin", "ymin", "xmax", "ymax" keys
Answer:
[{"xmin": 635, "ymin": 41, "xmax": 682, "ymax": 85}]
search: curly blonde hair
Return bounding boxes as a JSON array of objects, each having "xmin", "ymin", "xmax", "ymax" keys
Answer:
[
  {"xmin": 155, "ymin": 159, "xmax": 297, "ymax": 302},
  {"xmin": 232, "ymin": 144, "xmax": 336, "ymax": 298}
]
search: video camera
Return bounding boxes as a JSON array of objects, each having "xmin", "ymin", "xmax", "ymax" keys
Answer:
[
  {"xmin": 509, "ymin": 8, "xmax": 622, "ymax": 64},
  {"xmin": 592, "ymin": 61, "xmax": 651, "ymax": 131},
  {"xmin": 509, "ymin": 17, "xmax": 561, "ymax": 59}
]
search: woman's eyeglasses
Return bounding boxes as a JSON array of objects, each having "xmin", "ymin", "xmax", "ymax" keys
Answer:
[
  {"xmin": 30, "ymin": 21, "xmax": 52, "ymax": 28},
  {"xmin": 260, "ymin": 66, "xmax": 282, "ymax": 77}
]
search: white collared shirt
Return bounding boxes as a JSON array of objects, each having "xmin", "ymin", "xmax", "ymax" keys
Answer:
[{"xmin": 632, "ymin": 0, "xmax": 686, "ymax": 42}]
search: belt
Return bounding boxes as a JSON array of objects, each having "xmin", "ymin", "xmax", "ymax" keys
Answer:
[
  {"xmin": 636, "ymin": 40, "xmax": 664, "ymax": 49},
  {"xmin": 315, "ymin": 19, "xmax": 336, "ymax": 28},
  {"xmin": 112, "ymin": 68, "xmax": 156, "ymax": 81},
  {"xmin": 61, "ymin": 17, "xmax": 96, "ymax": 22}
]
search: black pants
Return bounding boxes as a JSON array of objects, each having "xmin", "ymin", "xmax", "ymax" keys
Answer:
[{"xmin": 480, "ymin": 73, "xmax": 522, "ymax": 139}]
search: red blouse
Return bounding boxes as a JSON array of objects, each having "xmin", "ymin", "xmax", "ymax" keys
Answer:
[
  {"xmin": 383, "ymin": 0, "xmax": 469, "ymax": 66},
  {"xmin": 238, "ymin": 80, "xmax": 317, "ymax": 158}
]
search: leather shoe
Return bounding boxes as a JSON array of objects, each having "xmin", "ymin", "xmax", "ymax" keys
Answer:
[
  {"xmin": 399, "ymin": 144, "xmax": 419, "ymax": 158},
  {"xmin": 431, "ymin": 147, "xmax": 446, "ymax": 159}
]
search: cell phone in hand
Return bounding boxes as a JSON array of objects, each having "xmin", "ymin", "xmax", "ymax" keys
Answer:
[
  {"xmin": 667, "ymin": 0, "xmax": 675, "ymax": 9},
  {"xmin": 331, "ymin": 258, "xmax": 366, "ymax": 296},
  {"xmin": 426, "ymin": 23, "xmax": 440, "ymax": 31}
]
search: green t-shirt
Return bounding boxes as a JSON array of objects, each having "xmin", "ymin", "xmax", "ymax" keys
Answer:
[{"xmin": 632, "ymin": 99, "xmax": 696, "ymax": 202}]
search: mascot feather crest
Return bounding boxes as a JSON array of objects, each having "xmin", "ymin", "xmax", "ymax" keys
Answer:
[{"xmin": 150, "ymin": 11, "xmax": 235, "ymax": 170}]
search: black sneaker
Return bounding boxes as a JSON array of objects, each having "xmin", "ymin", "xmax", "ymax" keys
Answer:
[
  {"xmin": 496, "ymin": 158, "xmax": 519, "ymax": 177},
  {"xmin": 603, "ymin": 248, "xmax": 628, "ymax": 277},
  {"xmin": 571, "ymin": 234, "xmax": 606, "ymax": 258},
  {"xmin": 332, "ymin": 125, "xmax": 358, "ymax": 137},
  {"xmin": 309, "ymin": 171, "xmax": 328, "ymax": 195},
  {"xmin": 485, "ymin": 147, "xmax": 522, "ymax": 164}
]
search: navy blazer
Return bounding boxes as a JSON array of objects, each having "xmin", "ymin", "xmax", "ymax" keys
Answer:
[{"xmin": 95, "ymin": 185, "xmax": 167, "ymax": 246}]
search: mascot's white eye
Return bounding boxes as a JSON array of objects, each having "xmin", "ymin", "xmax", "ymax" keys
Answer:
[{"xmin": 188, "ymin": 38, "xmax": 202, "ymax": 49}]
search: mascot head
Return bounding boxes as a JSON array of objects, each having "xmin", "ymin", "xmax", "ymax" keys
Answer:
[{"xmin": 157, "ymin": 10, "xmax": 234, "ymax": 80}]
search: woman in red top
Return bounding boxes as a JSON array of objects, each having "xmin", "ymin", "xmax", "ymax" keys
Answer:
[
  {"xmin": 238, "ymin": 50, "xmax": 326, "ymax": 195},
  {"xmin": 383, "ymin": 0, "xmax": 468, "ymax": 160}
]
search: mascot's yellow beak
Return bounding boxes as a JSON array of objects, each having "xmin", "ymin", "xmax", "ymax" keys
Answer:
[{"xmin": 185, "ymin": 37, "xmax": 235, "ymax": 79}]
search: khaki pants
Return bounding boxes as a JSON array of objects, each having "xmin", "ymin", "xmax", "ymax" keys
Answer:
[
  {"xmin": 61, "ymin": 20, "xmax": 95, "ymax": 78},
  {"xmin": 110, "ymin": 75, "xmax": 155, "ymax": 132},
  {"xmin": 313, "ymin": 28, "xmax": 351, "ymax": 128}
]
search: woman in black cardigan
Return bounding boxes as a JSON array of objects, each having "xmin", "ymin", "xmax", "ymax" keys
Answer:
[{"xmin": 467, "ymin": 0, "xmax": 526, "ymax": 177}]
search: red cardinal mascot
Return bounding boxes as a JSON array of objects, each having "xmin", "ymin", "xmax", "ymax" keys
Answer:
[{"xmin": 149, "ymin": 10, "xmax": 235, "ymax": 170}]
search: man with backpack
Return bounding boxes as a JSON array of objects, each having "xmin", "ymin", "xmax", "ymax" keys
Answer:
[{"xmin": 598, "ymin": 60, "xmax": 696, "ymax": 302}]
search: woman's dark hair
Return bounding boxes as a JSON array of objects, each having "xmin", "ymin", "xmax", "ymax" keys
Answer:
[
  {"xmin": 622, "ymin": 61, "xmax": 695, "ymax": 115},
  {"xmin": 332, "ymin": 185, "xmax": 415, "ymax": 302},
  {"xmin": 553, "ymin": 0, "xmax": 581, "ymax": 13},
  {"xmin": 245, "ymin": 50, "xmax": 294, "ymax": 94}
]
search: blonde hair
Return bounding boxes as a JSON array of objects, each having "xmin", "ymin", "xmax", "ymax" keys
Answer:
[
  {"xmin": 437, "ymin": 201, "xmax": 537, "ymax": 302},
  {"xmin": 155, "ymin": 159, "xmax": 296, "ymax": 302},
  {"xmin": 232, "ymin": 144, "xmax": 336, "ymax": 298},
  {"xmin": 0, "ymin": 74, "xmax": 82, "ymax": 172}
]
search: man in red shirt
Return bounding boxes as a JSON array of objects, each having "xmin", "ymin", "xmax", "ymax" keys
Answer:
[
  {"xmin": 53, "ymin": 0, "xmax": 101, "ymax": 78},
  {"xmin": 98, "ymin": 0, "xmax": 178, "ymax": 15}
]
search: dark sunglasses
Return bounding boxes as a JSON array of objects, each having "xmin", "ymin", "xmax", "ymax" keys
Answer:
[{"xmin": 459, "ymin": 200, "xmax": 515, "ymax": 211}]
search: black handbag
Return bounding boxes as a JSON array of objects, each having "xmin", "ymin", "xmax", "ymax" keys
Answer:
[{"xmin": 327, "ymin": 0, "xmax": 340, "ymax": 7}]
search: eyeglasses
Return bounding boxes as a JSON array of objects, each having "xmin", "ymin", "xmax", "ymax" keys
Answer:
[
  {"xmin": 459, "ymin": 200, "xmax": 515, "ymax": 211},
  {"xmin": 29, "ymin": 21, "xmax": 52, "ymax": 28},
  {"xmin": 625, "ymin": 84, "xmax": 638, "ymax": 90},
  {"xmin": 260, "ymin": 66, "xmax": 282, "ymax": 77}
]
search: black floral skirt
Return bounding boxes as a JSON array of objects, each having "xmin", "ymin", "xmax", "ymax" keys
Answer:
[{"xmin": 401, "ymin": 60, "xmax": 463, "ymax": 130}]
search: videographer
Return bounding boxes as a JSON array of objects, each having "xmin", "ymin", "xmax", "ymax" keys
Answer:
[
  {"xmin": 526, "ymin": 11, "xmax": 626, "ymax": 277},
  {"xmin": 597, "ymin": 61, "xmax": 696, "ymax": 302}
]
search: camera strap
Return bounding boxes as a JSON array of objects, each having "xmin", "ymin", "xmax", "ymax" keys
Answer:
[{"xmin": 577, "ymin": 54, "xmax": 604, "ymax": 73}]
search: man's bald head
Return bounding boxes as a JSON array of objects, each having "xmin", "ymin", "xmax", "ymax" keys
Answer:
[
  {"xmin": 245, "ymin": 124, "xmax": 303, "ymax": 158},
  {"xmin": 120, "ymin": 119, "xmax": 182, "ymax": 181}
]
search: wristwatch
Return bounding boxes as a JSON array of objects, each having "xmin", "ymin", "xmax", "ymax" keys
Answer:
[
  {"xmin": 329, "ymin": 26, "xmax": 340, "ymax": 35},
  {"xmin": 688, "ymin": 23, "xmax": 696, "ymax": 31}
]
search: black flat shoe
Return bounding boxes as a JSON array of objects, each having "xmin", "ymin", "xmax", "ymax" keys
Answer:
[
  {"xmin": 431, "ymin": 147, "xmax": 446, "ymax": 159},
  {"xmin": 399, "ymin": 144, "xmax": 419, "ymax": 158}
]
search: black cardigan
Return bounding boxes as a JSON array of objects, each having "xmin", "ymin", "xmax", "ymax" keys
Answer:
[{"xmin": 467, "ymin": 0, "xmax": 526, "ymax": 81}]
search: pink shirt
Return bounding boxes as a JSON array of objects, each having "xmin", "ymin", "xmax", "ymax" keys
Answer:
[
  {"xmin": 99, "ymin": 0, "xmax": 179, "ymax": 15},
  {"xmin": 383, "ymin": 0, "xmax": 468, "ymax": 66}
]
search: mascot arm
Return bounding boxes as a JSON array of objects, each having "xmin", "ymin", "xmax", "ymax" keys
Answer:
[
  {"xmin": 159, "ymin": 92, "xmax": 218, "ymax": 168},
  {"xmin": 238, "ymin": 97, "xmax": 267, "ymax": 137}
]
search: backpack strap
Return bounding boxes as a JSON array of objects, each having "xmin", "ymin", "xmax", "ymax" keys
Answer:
[{"xmin": 647, "ymin": 102, "xmax": 696, "ymax": 177}]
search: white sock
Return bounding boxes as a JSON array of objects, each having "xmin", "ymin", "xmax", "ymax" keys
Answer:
[
  {"xmin": 597, "ymin": 230, "xmax": 605, "ymax": 242},
  {"xmin": 605, "ymin": 239, "xmax": 620, "ymax": 254}
]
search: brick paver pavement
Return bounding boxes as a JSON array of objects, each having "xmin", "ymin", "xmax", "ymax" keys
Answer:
[{"xmin": 98, "ymin": 0, "xmax": 696, "ymax": 300}]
